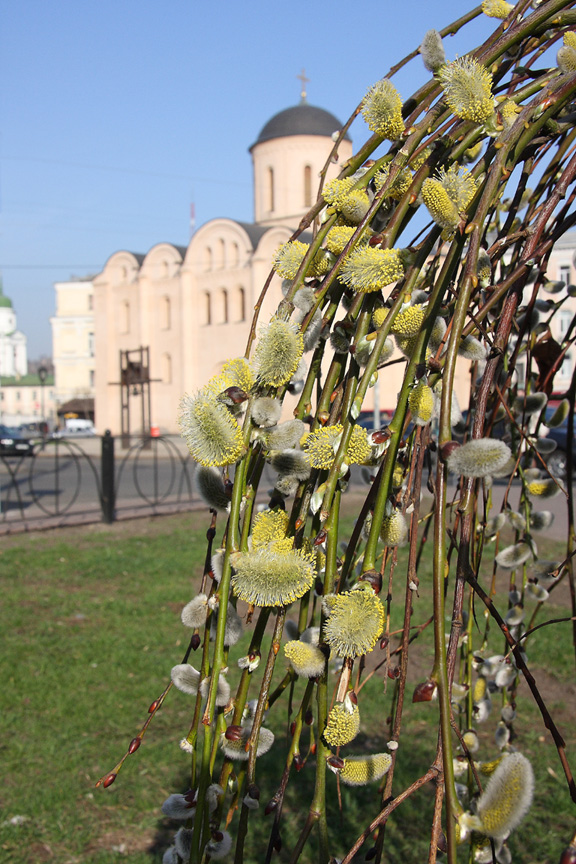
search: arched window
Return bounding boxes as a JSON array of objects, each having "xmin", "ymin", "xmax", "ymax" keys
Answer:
[
  {"xmin": 220, "ymin": 288, "xmax": 229, "ymax": 324},
  {"xmin": 204, "ymin": 247, "xmax": 213, "ymax": 272},
  {"xmin": 304, "ymin": 164, "xmax": 312, "ymax": 207},
  {"xmin": 238, "ymin": 287, "xmax": 246, "ymax": 322},
  {"xmin": 232, "ymin": 242, "xmax": 240, "ymax": 268},
  {"xmin": 122, "ymin": 301, "xmax": 130, "ymax": 334},
  {"xmin": 162, "ymin": 353, "xmax": 172, "ymax": 384},
  {"xmin": 205, "ymin": 292, "xmax": 212, "ymax": 325},
  {"xmin": 268, "ymin": 167, "xmax": 275, "ymax": 212},
  {"xmin": 162, "ymin": 296, "xmax": 171, "ymax": 330},
  {"xmin": 216, "ymin": 238, "xmax": 226, "ymax": 269}
]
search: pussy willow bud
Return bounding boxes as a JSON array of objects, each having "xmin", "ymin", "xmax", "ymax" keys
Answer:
[
  {"xmin": 413, "ymin": 680, "xmax": 437, "ymax": 702},
  {"xmin": 559, "ymin": 845, "xmax": 576, "ymax": 864},
  {"xmin": 225, "ymin": 725, "xmax": 243, "ymax": 741}
]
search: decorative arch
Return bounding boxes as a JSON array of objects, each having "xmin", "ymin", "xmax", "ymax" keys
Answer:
[
  {"xmin": 219, "ymin": 288, "xmax": 229, "ymax": 324},
  {"xmin": 237, "ymin": 287, "xmax": 246, "ymax": 322},
  {"xmin": 204, "ymin": 247, "xmax": 213, "ymax": 272}
]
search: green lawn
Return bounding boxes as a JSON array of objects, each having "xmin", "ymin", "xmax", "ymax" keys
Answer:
[{"xmin": 1, "ymin": 506, "xmax": 575, "ymax": 863}]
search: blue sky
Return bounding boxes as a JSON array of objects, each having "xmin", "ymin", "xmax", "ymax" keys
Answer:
[{"xmin": 0, "ymin": 1, "xmax": 496, "ymax": 357}]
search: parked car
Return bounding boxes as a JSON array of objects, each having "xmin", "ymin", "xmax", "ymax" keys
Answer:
[
  {"xmin": 542, "ymin": 407, "xmax": 576, "ymax": 477},
  {"xmin": 0, "ymin": 424, "xmax": 36, "ymax": 457},
  {"xmin": 52, "ymin": 419, "xmax": 97, "ymax": 439},
  {"xmin": 19, "ymin": 421, "xmax": 49, "ymax": 437},
  {"xmin": 356, "ymin": 410, "xmax": 392, "ymax": 431}
]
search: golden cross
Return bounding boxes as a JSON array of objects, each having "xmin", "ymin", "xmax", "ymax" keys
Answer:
[{"xmin": 297, "ymin": 68, "xmax": 310, "ymax": 102}]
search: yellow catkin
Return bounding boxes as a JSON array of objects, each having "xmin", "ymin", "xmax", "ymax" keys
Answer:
[
  {"xmin": 251, "ymin": 509, "xmax": 290, "ymax": 550},
  {"xmin": 421, "ymin": 179, "xmax": 460, "ymax": 235},
  {"xmin": 473, "ymin": 677, "xmax": 487, "ymax": 703},
  {"xmin": 362, "ymin": 79, "xmax": 405, "ymax": 140},
  {"xmin": 325, "ymin": 226, "xmax": 357, "ymax": 256},
  {"xmin": 409, "ymin": 381, "xmax": 434, "ymax": 425},
  {"xmin": 390, "ymin": 305, "xmax": 426, "ymax": 337},
  {"xmin": 380, "ymin": 511, "xmax": 408, "ymax": 547},
  {"xmin": 339, "ymin": 247, "xmax": 404, "ymax": 293},
  {"xmin": 323, "ymin": 584, "xmax": 385, "ymax": 658},
  {"xmin": 438, "ymin": 56, "xmax": 494, "ymax": 124},
  {"xmin": 481, "ymin": 0, "xmax": 513, "ymax": 18},
  {"xmin": 323, "ymin": 699, "xmax": 360, "ymax": 747},
  {"xmin": 476, "ymin": 753, "xmax": 534, "ymax": 838},
  {"xmin": 373, "ymin": 165, "xmax": 413, "ymax": 200},
  {"xmin": 284, "ymin": 640, "xmax": 326, "ymax": 678},
  {"xmin": 338, "ymin": 753, "xmax": 392, "ymax": 786}
]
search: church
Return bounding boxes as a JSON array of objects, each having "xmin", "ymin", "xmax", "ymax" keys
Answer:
[
  {"xmin": 93, "ymin": 95, "xmax": 352, "ymax": 436},
  {"xmin": 88, "ymin": 90, "xmax": 576, "ymax": 438}
]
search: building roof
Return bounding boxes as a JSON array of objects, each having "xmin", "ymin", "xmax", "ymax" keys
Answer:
[
  {"xmin": 251, "ymin": 102, "xmax": 349, "ymax": 149},
  {"xmin": 552, "ymin": 230, "xmax": 576, "ymax": 251},
  {"xmin": 234, "ymin": 221, "xmax": 271, "ymax": 249},
  {"xmin": 0, "ymin": 281, "xmax": 13, "ymax": 308},
  {"xmin": 1, "ymin": 374, "xmax": 54, "ymax": 387}
]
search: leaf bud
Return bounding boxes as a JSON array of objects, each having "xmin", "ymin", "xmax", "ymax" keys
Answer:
[
  {"xmin": 305, "ymin": 709, "xmax": 314, "ymax": 726},
  {"xmin": 559, "ymin": 845, "xmax": 576, "ymax": 864},
  {"xmin": 370, "ymin": 427, "xmax": 392, "ymax": 444},
  {"xmin": 103, "ymin": 772, "xmax": 117, "ymax": 788},
  {"xmin": 191, "ymin": 634, "xmax": 201, "ymax": 651},
  {"xmin": 412, "ymin": 680, "xmax": 437, "ymax": 702},
  {"xmin": 221, "ymin": 386, "xmax": 248, "ymax": 405},
  {"xmin": 247, "ymin": 784, "xmax": 260, "ymax": 801},
  {"xmin": 148, "ymin": 699, "xmax": 159, "ymax": 714},
  {"xmin": 440, "ymin": 440, "xmax": 461, "ymax": 461},
  {"xmin": 265, "ymin": 797, "xmax": 279, "ymax": 815},
  {"xmin": 225, "ymin": 725, "xmax": 243, "ymax": 741},
  {"xmin": 359, "ymin": 569, "xmax": 382, "ymax": 593},
  {"xmin": 128, "ymin": 737, "xmax": 141, "ymax": 755}
]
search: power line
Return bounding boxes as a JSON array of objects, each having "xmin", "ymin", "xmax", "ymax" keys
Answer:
[
  {"xmin": 0, "ymin": 154, "xmax": 251, "ymax": 187},
  {"xmin": 0, "ymin": 264, "xmax": 102, "ymax": 269}
]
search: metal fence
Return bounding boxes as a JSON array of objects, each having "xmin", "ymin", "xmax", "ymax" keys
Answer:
[{"xmin": 0, "ymin": 433, "xmax": 200, "ymax": 533}]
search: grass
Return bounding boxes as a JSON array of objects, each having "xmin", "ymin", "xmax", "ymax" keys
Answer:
[{"xmin": 1, "ymin": 502, "xmax": 575, "ymax": 863}]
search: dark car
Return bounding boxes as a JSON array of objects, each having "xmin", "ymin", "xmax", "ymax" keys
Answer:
[
  {"xmin": 356, "ymin": 410, "xmax": 392, "ymax": 431},
  {"xmin": 0, "ymin": 424, "xmax": 36, "ymax": 457},
  {"xmin": 542, "ymin": 407, "xmax": 576, "ymax": 477}
]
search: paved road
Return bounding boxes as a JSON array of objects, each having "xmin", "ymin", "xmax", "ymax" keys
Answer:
[
  {"xmin": 0, "ymin": 438, "xmax": 198, "ymax": 525},
  {"xmin": 1, "ymin": 438, "xmax": 573, "ymax": 540}
]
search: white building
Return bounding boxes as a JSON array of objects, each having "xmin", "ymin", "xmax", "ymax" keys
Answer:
[
  {"xmin": 92, "ymin": 99, "xmax": 353, "ymax": 436},
  {"xmin": 50, "ymin": 276, "xmax": 96, "ymax": 420},
  {"xmin": 0, "ymin": 282, "xmax": 27, "ymax": 378}
]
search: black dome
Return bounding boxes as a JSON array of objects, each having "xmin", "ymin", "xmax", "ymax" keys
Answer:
[{"xmin": 250, "ymin": 103, "xmax": 350, "ymax": 149}]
